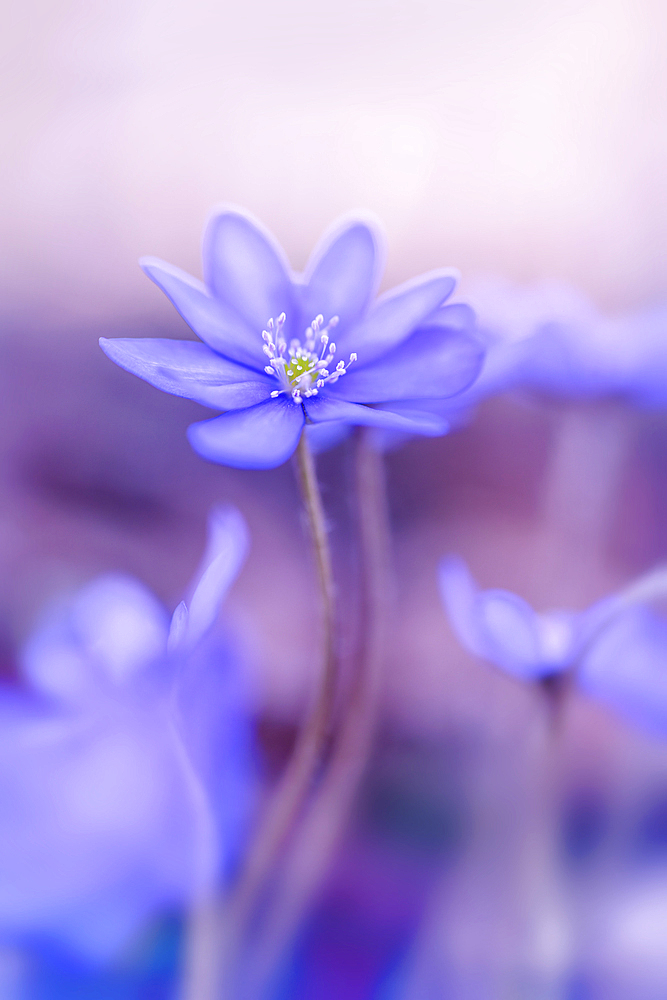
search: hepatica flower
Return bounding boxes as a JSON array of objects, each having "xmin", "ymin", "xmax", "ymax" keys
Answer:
[
  {"xmin": 461, "ymin": 278, "xmax": 667, "ymax": 407},
  {"xmin": 439, "ymin": 556, "xmax": 667, "ymax": 736},
  {"xmin": 101, "ymin": 208, "xmax": 483, "ymax": 468},
  {"xmin": 0, "ymin": 507, "xmax": 249, "ymax": 960}
]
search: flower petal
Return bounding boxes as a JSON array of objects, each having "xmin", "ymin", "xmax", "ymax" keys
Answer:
[
  {"xmin": 70, "ymin": 576, "xmax": 169, "ymax": 682},
  {"xmin": 579, "ymin": 607, "xmax": 667, "ymax": 735},
  {"xmin": 179, "ymin": 506, "xmax": 249, "ymax": 651},
  {"xmin": 188, "ymin": 398, "xmax": 304, "ymax": 469},
  {"xmin": 438, "ymin": 556, "xmax": 489, "ymax": 659},
  {"xmin": 304, "ymin": 396, "xmax": 447, "ymax": 435},
  {"xmin": 475, "ymin": 589, "xmax": 546, "ymax": 679},
  {"xmin": 439, "ymin": 557, "xmax": 557, "ymax": 679},
  {"xmin": 203, "ymin": 207, "xmax": 298, "ymax": 337},
  {"xmin": 301, "ymin": 217, "xmax": 385, "ymax": 330},
  {"xmin": 370, "ymin": 402, "xmax": 452, "ymax": 447},
  {"xmin": 340, "ymin": 269, "xmax": 458, "ymax": 362},
  {"xmin": 140, "ymin": 257, "xmax": 264, "ymax": 369},
  {"xmin": 22, "ymin": 576, "xmax": 170, "ymax": 702},
  {"xmin": 332, "ymin": 327, "xmax": 484, "ymax": 402},
  {"xmin": 100, "ymin": 337, "xmax": 273, "ymax": 410},
  {"xmin": 424, "ymin": 302, "xmax": 476, "ymax": 332},
  {"xmin": 167, "ymin": 601, "xmax": 189, "ymax": 654}
]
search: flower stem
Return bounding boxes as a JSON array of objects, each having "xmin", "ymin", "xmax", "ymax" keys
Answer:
[
  {"xmin": 220, "ymin": 430, "xmax": 339, "ymax": 987},
  {"xmin": 167, "ymin": 712, "xmax": 221, "ymax": 1000},
  {"xmin": 242, "ymin": 427, "xmax": 391, "ymax": 996}
]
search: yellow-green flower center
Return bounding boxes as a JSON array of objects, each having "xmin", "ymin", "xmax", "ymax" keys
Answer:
[
  {"xmin": 285, "ymin": 351, "xmax": 318, "ymax": 388},
  {"xmin": 262, "ymin": 312, "xmax": 357, "ymax": 401}
]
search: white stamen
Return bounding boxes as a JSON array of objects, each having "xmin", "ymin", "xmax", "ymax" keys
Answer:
[{"xmin": 260, "ymin": 312, "xmax": 355, "ymax": 400}]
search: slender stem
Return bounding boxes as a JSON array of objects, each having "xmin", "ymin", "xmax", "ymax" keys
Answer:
[
  {"xmin": 220, "ymin": 430, "xmax": 339, "ymax": 988},
  {"xmin": 293, "ymin": 430, "xmax": 339, "ymax": 752},
  {"xmin": 519, "ymin": 681, "xmax": 571, "ymax": 990},
  {"xmin": 166, "ymin": 710, "xmax": 221, "ymax": 1000},
  {"xmin": 243, "ymin": 427, "xmax": 391, "ymax": 996}
]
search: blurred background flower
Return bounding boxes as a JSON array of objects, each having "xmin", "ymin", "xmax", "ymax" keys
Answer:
[{"xmin": 0, "ymin": 506, "xmax": 251, "ymax": 993}]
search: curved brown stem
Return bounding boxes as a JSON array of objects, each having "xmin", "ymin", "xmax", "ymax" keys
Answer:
[
  {"xmin": 219, "ymin": 431, "xmax": 339, "ymax": 992},
  {"xmin": 242, "ymin": 427, "xmax": 391, "ymax": 997}
]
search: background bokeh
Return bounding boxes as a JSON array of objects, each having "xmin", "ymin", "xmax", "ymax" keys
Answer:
[{"xmin": 3, "ymin": 1, "xmax": 667, "ymax": 997}]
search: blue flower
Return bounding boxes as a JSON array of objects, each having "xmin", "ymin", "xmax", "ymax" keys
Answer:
[
  {"xmin": 0, "ymin": 507, "xmax": 250, "ymax": 961},
  {"xmin": 438, "ymin": 555, "xmax": 592, "ymax": 680},
  {"xmin": 460, "ymin": 279, "xmax": 667, "ymax": 407},
  {"xmin": 439, "ymin": 556, "xmax": 667, "ymax": 736},
  {"xmin": 101, "ymin": 208, "xmax": 484, "ymax": 469}
]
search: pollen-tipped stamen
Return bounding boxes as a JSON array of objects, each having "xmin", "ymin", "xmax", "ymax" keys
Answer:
[{"xmin": 262, "ymin": 313, "xmax": 355, "ymax": 400}]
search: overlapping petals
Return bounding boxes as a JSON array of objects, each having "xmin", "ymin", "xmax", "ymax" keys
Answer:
[
  {"xmin": 438, "ymin": 555, "xmax": 576, "ymax": 680},
  {"xmin": 343, "ymin": 269, "xmax": 459, "ymax": 362},
  {"xmin": 138, "ymin": 259, "xmax": 264, "ymax": 370},
  {"xmin": 300, "ymin": 216, "xmax": 384, "ymax": 331},
  {"xmin": 334, "ymin": 318, "xmax": 483, "ymax": 403},
  {"xmin": 457, "ymin": 278, "xmax": 667, "ymax": 408},
  {"xmin": 0, "ymin": 508, "xmax": 250, "ymax": 958},
  {"xmin": 102, "ymin": 207, "xmax": 484, "ymax": 469},
  {"xmin": 203, "ymin": 210, "xmax": 298, "ymax": 337},
  {"xmin": 439, "ymin": 555, "xmax": 667, "ymax": 734},
  {"xmin": 100, "ymin": 337, "xmax": 273, "ymax": 410},
  {"xmin": 578, "ymin": 607, "xmax": 667, "ymax": 735},
  {"xmin": 187, "ymin": 398, "xmax": 306, "ymax": 470}
]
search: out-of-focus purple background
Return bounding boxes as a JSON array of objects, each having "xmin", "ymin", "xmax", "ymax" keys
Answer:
[{"xmin": 3, "ymin": 1, "xmax": 667, "ymax": 997}]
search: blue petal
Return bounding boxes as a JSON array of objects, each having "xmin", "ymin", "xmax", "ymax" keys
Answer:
[
  {"xmin": 140, "ymin": 257, "xmax": 264, "ymax": 370},
  {"xmin": 438, "ymin": 556, "xmax": 489, "ymax": 659},
  {"xmin": 332, "ymin": 327, "xmax": 484, "ymax": 402},
  {"xmin": 422, "ymin": 302, "xmax": 476, "ymax": 333},
  {"xmin": 300, "ymin": 217, "xmax": 385, "ymax": 331},
  {"xmin": 366, "ymin": 403, "xmax": 452, "ymax": 450},
  {"xmin": 167, "ymin": 601, "xmax": 189, "ymax": 654},
  {"xmin": 578, "ymin": 607, "xmax": 667, "ymax": 735},
  {"xmin": 22, "ymin": 575, "xmax": 169, "ymax": 702},
  {"xmin": 202, "ymin": 207, "xmax": 298, "ymax": 338},
  {"xmin": 100, "ymin": 337, "xmax": 273, "ymax": 410},
  {"xmin": 438, "ymin": 557, "xmax": 553, "ymax": 680},
  {"xmin": 70, "ymin": 576, "xmax": 169, "ymax": 681},
  {"xmin": 187, "ymin": 398, "xmax": 305, "ymax": 469},
  {"xmin": 178, "ymin": 506, "xmax": 249, "ymax": 651},
  {"xmin": 339, "ymin": 270, "xmax": 458, "ymax": 362},
  {"xmin": 304, "ymin": 396, "xmax": 448, "ymax": 434},
  {"xmin": 475, "ymin": 589, "xmax": 546, "ymax": 679}
]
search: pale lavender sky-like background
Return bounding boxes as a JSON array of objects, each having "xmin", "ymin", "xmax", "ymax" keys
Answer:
[{"xmin": 2, "ymin": 0, "xmax": 667, "ymax": 325}]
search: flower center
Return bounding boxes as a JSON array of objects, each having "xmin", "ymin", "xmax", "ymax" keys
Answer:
[{"xmin": 262, "ymin": 313, "xmax": 357, "ymax": 402}]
